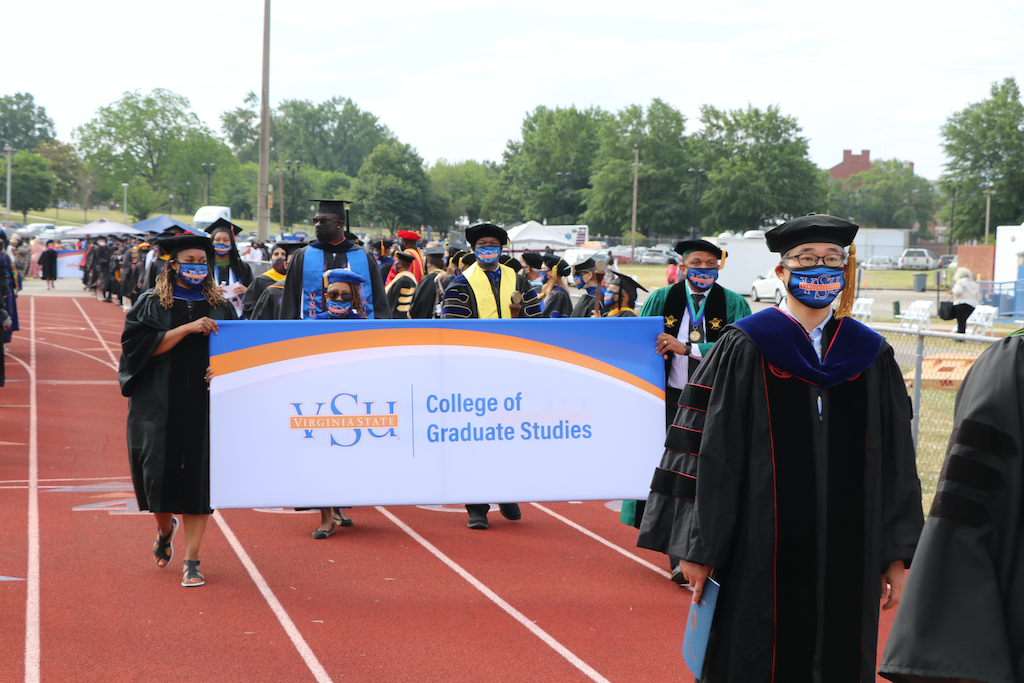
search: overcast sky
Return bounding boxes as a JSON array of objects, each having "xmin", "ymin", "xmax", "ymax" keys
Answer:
[{"xmin": 5, "ymin": 0, "xmax": 1022, "ymax": 180}]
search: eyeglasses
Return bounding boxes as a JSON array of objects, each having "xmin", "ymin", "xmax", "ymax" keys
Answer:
[
  {"xmin": 326, "ymin": 292, "xmax": 354, "ymax": 302},
  {"xmin": 784, "ymin": 254, "xmax": 845, "ymax": 268}
]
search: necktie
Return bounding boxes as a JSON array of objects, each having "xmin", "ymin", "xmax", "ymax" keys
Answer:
[{"xmin": 689, "ymin": 293, "xmax": 705, "ymax": 344}]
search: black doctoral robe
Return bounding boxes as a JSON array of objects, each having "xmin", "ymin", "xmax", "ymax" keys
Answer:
[
  {"xmin": 408, "ymin": 269, "xmax": 443, "ymax": 319},
  {"xmin": 119, "ymin": 291, "xmax": 237, "ymax": 514},
  {"xmin": 38, "ymin": 248, "xmax": 58, "ymax": 280},
  {"xmin": 278, "ymin": 241, "xmax": 390, "ymax": 320},
  {"xmin": 386, "ymin": 270, "xmax": 417, "ymax": 318},
  {"xmin": 241, "ymin": 271, "xmax": 284, "ymax": 319},
  {"xmin": 637, "ymin": 308, "xmax": 924, "ymax": 683},
  {"xmin": 251, "ymin": 281, "xmax": 285, "ymax": 321},
  {"xmin": 570, "ymin": 288, "xmax": 601, "ymax": 318},
  {"xmin": 542, "ymin": 286, "xmax": 572, "ymax": 318},
  {"xmin": 879, "ymin": 333, "xmax": 1024, "ymax": 683},
  {"xmin": 440, "ymin": 269, "xmax": 542, "ymax": 319}
]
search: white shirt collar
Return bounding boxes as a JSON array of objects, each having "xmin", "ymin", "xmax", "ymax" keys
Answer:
[{"xmin": 778, "ymin": 298, "xmax": 830, "ymax": 360}]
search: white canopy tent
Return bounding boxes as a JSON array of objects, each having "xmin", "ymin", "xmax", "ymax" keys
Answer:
[
  {"xmin": 61, "ymin": 218, "xmax": 143, "ymax": 238},
  {"xmin": 506, "ymin": 221, "xmax": 577, "ymax": 253}
]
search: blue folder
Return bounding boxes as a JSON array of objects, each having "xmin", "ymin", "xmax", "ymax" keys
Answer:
[{"xmin": 682, "ymin": 577, "xmax": 720, "ymax": 678}]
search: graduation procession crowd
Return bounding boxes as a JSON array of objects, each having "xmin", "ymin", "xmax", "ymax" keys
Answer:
[{"xmin": 4, "ymin": 200, "xmax": 1022, "ymax": 683}]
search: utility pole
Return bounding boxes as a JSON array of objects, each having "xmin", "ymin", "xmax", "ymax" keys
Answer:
[
  {"xmin": 983, "ymin": 186, "xmax": 996, "ymax": 245},
  {"xmin": 630, "ymin": 147, "xmax": 639, "ymax": 264},
  {"xmin": 256, "ymin": 0, "xmax": 272, "ymax": 242},
  {"xmin": 278, "ymin": 167, "xmax": 285, "ymax": 231},
  {"xmin": 4, "ymin": 145, "xmax": 13, "ymax": 224}
]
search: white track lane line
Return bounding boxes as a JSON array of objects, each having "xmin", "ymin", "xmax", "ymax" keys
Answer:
[
  {"xmin": 33, "ymin": 341, "xmax": 116, "ymax": 372},
  {"xmin": 530, "ymin": 503, "xmax": 672, "ymax": 580},
  {"xmin": 71, "ymin": 299, "xmax": 119, "ymax": 367},
  {"xmin": 211, "ymin": 511, "xmax": 333, "ymax": 683},
  {"xmin": 376, "ymin": 506, "xmax": 613, "ymax": 683},
  {"xmin": 24, "ymin": 297, "xmax": 40, "ymax": 683}
]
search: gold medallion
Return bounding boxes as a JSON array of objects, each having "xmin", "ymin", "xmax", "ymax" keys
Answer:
[{"xmin": 689, "ymin": 329, "xmax": 702, "ymax": 342}]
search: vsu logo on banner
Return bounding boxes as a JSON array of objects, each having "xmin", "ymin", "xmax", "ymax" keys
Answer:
[{"xmin": 289, "ymin": 393, "xmax": 399, "ymax": 447}]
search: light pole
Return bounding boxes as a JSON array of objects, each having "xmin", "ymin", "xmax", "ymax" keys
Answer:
[
  {"xmin": 556, "ymin": 171, "xmax": 572, "ymax": 225},
  {"xmin": 630, "ymin": 146, "xmax": 639, "ymax": 264},
  {"xmin": 169, "ymin": 193, "xmax": 174, "ymax": 216},
  {"xmin": 184, "ymin": 181, "xmax": 191, "ymax": 214},
  {"xmin": 983, "ymin": 186, "xmax": 996, "ymax": 245},
  {"xmin": 688, "ymin": 168, "xmax": 706, "ymax": 239},
  {"xmin": 122, "ymin": 183, "xmax": 129, "ymax": 224},
  {"xmin": 201, "ymin": 163, "xmax": 216, "ymax": 204},
  {"xmin": 4, "ymin": 144, "xmax": 13, "ymax": 223},
  {"xmin": 286, "ymin": 160, "xmax": 301, "ymax": 226},
  {"xmin": 947, "ymin": 180, "xmax": 961, "ymax": 256}
]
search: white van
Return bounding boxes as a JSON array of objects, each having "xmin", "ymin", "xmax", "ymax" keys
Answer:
[{"xmin": 192, "ymin": 206, "xmax": 231, "ymax": 234}]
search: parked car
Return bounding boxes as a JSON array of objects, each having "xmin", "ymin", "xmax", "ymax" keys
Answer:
[
  {"xmin": 640, "ymin": 248, "xmax": 673, "ymax": 265},
  {"xmin": 897, "ymin": 249, "xmax": 938, "ymax": 270},
  {"xmin": 862, "ymin": 255, "xmax": 895, "ymax": 270},
  {"xmin": 937, "ymin": 254, "xmax": 957, "ymax": 269},
  {"xmin": 750, "ymin": 267, "xmax": 786, "ymax": 305}
]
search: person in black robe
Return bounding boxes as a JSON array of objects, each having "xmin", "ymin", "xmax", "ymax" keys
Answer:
[
  {"xmin": 879, "ymin": 331, "xmax": 1024, "ymax": 683},
  {"xmin": 38, "ymin": 240, "xmax": 59, "ymax": 288},
  {"xmin": 205, "ymin": 218, "xmax": 254, "ymax": 318},
  {"xmin": 119, "ymin": 234, "xmax": 238, "ymax": 588},
  {"xmin": 540, "ymin": 254, "xmax": 573, "ymax": 318},
  {"xmin": 637, "ymin": 215, "xmax": 924, "ymax": 683},
  {"xmin": 569, "ymin": 256, "xmax": 604, "ymax": 317},
  {"xmin": 385, "ymin": 251, "xmax": 417, "ymax": 318},
  {"xmin": 0, "ymin": 248, "xmax": 10, "ymax": 386},
  {"xmin": 601, "ymin": 269, "xmax": 647, "ymax": 317},
  {"xmin": 408, "ymin": 247, "xmax": 446, "ymax": 319},
  {"xmin": 278, "ymin": 199, "xmax": 389, "ymax": 320},
  {"xmin": 241, "ymin": 241, "xmax": 303, "ymax": 319}
]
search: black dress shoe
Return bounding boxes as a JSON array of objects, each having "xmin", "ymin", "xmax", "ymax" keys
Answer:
[
  {"xmin": 467, "ymin": 510, "xmax": 488, "ymax": 529},
  {"xmin": 498, "ymin": 503, "xmax": 522, "ymax": 521}
]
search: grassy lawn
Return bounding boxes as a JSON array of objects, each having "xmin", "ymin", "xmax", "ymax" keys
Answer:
[{"xmin": 859, "ymin": 268, "xmax": 955, "ymax": 291}]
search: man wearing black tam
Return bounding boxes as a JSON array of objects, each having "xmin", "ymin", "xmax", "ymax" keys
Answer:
[
  {"xmin": 408, "ymin": 247, "xmax": 446, "ymax": 319},
  {"xmin": 385, "ymin": 251, "xmax": 417, "ymax": 318},
  {"xmin": 637, "ymin": 214, "xmax": 924, "ymax": 683},
  {"xmin": 278, "ymin": 199, "xmax": 390, "ymax": 320}
]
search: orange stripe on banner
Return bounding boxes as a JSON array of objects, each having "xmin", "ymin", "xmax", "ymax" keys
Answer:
[{"xmin": 212, "ymin": 328, "xmax": 663, "ymax": 400}]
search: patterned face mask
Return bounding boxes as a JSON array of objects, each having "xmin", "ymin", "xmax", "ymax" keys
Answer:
[
  {"xmin": 213, "ymin": 243, "xmax": 231, "ymax": 256},
  {"xmin": 327, "ymin": 299, "xmax": 352, "ymax": 318},
  {"xmin": 475, "ymin": 245, "xmax": 501, "ymax": 265},
  {"xmin": 787, "ymin": 266, "xmax": 844, "ymax": 309},
  {"xmin": 178, "ymin": 263, "xmax": 208, "ymax": 286},
  {"xmin": 686, "ymin": 267, "xmax": 718, "ymax": 291}
]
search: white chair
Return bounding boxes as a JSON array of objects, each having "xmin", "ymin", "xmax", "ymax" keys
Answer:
[
  {"xmin": 852, "ymin": 297, "xmax": 874, "ymax": 323},
  {"xmin": 896, "ymin": 300, "xmax": 932, "ymax": 330},
  {"xmin": 966, "ymin": 305, "xmax": 998, "ymax": 336}
]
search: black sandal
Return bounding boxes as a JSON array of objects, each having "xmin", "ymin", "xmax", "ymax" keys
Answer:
[
  {"xmin": 311, "ymin": 523, "xmax": 335, "ymax": 539},
  {"xmin": 153, "ymin": 517, "xmax": 178, "ymax": 568},
  {"xmin": 182, "ymin": 559, "xmax": 204, "ymax": 587},
  {"xmin": 331, "ymin": 509, "xmax": 353, "ymax": 527}
]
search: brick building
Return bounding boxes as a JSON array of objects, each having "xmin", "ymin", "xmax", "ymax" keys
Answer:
[{"xmin": 829, "ymin": 150, "xmax": 872, "ymax": 181}]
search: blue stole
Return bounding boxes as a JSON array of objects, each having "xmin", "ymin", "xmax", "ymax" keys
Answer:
[{"xmin": 300, "ymin": 243, "xmax": 376, "ymax": 320}]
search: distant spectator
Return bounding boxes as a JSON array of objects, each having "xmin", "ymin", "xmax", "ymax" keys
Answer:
[{"xmin": 950, "ymin": 267, "xmax": 980, "ymax": 335}]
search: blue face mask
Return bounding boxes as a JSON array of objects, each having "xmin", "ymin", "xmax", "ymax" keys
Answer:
[
  {"xmin": 573, "ymin": 274, "xmax": 586, "ymax": 290},
  {"xmin": 213, "ymin": 242, "xmax": 231, "ymax": 257},
  {"xmin": 787, "ymin": 266, "xmax": 845, "ymax": 309},
  {"xmin": 687, "ymin": 267, "xmax": 718, "ymax": 291},
  {"xmin": 178, "ymin": 263, "xmax": 207, "ymax": 287},
  {"xmin": 603, "ymin": 289, "xmax": 616, "ymax": 308},
  {"xmin": 475, "ymin": 245, "xmax": 501, "ymax": 265},
  {"xmin": 540, "ymin": 271, "xmax": 550, "ymax": 284},
  {"xmin": 327, "ymin": 299, "xmax": 353, "ymax": 318}
]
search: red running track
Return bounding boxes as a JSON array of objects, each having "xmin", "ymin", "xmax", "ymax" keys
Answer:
[{"xmin": 0, "ymin": 293, "xmax": 897, "ymax": 682}]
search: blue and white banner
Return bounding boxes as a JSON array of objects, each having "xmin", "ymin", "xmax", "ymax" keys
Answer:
[
  {"xmin": 57, "ymin": 250, "xmax": 84, "ymax": 279},
  {"xmin": 209, "ymin": 318, "xmax": 666, "ymax": 509}
]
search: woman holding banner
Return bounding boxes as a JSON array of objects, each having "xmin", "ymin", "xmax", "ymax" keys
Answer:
[{"xmin": 119, "ymin": 234, "xmax": 237, "ymax": 587}]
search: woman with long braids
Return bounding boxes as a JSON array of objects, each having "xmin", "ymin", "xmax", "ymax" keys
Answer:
[{"xmin": 119, "ymin": 234, "xmax": 238, "ymax": 587}]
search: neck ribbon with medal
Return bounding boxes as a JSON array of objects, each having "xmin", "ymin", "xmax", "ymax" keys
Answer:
[{"xmin": 686, "ymin": 292, "xmax": 707, "ymax": 343}]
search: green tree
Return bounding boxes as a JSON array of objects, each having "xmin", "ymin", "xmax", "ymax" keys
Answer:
[
  {"xmin": 0, "ymin": 93, "xmax": 55, "ymax": 151},
  {"xmin": 34, "ymin": 139, "xmax": 82, "ymax": 210},
  {"xmin": 496, "ymin": 105, "xmax": 609, "ymax": 224},
  {"xmin": 352, "ymin": 142, "xmax": 431, "ymax": 233},
  {"xmin": 939, "ymin": 77, "xmax": 1024, "ymax": 241},
  {"xmin": 582, "ymin": 99, "xmax": 693, "ymax": 238},
  {"xmin": 220, "ymin": 92, "xmax": 263, "ymax": 165},
  {"xmin": 427, "ymin": 159, "xmax": 498, "ymax": 226},
  {"xmin": 126, "ymin": 184, "xmax": 158, "ymax": 222},
  {"xmin": 829, "ymin": 159, "xmax": 935, "ymax": 232},
  {"xmin": 0, "ymin": 151, "xmax": 56, "ymax": 221},
  {"xmin": 694, "ymin": 104, "xmax": 826, "ymax": 231}
]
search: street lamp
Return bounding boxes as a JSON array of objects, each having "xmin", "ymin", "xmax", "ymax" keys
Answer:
[
  {"xmin": 121, "ymin": 183, "xmax": 129, "ymax": 223},
  {"xmin": 556, "ymin": 171, "xmax": 572, "ymax": 225},
  {"xmin": 286, "ymin": 160, "xmax": 302, "ymax": 226},
  {"xmin": 201, "ymin": 163, "xmax": 217, "ymax": 204},
  {"xmin": 946, "ymin": 180, "xmax": 961, "ymax": 256},
  {"xmin": 4, "ymin": 144, "xmax": 13, "ymax": 224},
  {"xmin": 185, "ymin": 181, "xmax": 191, "ymax": 214},
  {"xmin": 169, "ymin": 193, "xmax": 174, "ymax": 216},
  {"xmin": 688, "ymin": 168, "xmax": 706, "ymax": 239},
  {"xmin": 983, "ymin": 186, "xmax": 996, "ymax": 245}
]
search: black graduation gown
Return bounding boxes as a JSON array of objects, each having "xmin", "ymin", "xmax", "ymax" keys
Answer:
[
  {"xmin": 570, "ymin": 289, "xmax": 601, "ymax": 317},
  {"xmin": 119, "ymin": 291, "xmax": 237, "ymax": 514},
  {"xmin": 241, "ymin": 272, "xmax": 282, "ymax": 319},
  {"xmin": 637, "ymin": 309, "xmax": 924, "ymax": 683},
  {"xmin": 279, "ymin": 241, "xmax": 390, "ymax": 320},
  {"xmin": 0, "ymin": 255, "xmax": 8, "ymax": 386},
  {"xmin": 408, "ymin": 269, "xmax": 443, "ymax": 319},
  {"xmin": 440, "ymin": 270, "xmax": 542, "ymax": 319},
  {"xmin": 251, "ymin": 281, "xmax": 285, "ymax": 321},
  {"xmin": 38, "ymin": 249, "xmax": 58, "ymax": 280},
  {"xmin": 386, "ymin": 270, "xmax": 417, "ymax": 318},
  {"xmin": 879, "ymin": 333, "xmax": 1024, "ymax": 683},
  {"xmin": 542, "ymin": 287, "xmax": 572, "ymax": 318}
]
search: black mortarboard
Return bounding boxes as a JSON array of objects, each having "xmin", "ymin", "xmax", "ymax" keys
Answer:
[
  {"xmin": 521, "ymin": 252, "xmax": 543, "ymax": 270},
  {"xmin": 460, "ymin": 253, "xmax": 476, "ymax": 268},
  {"xmin": 765, "ymin": 214, "xmax": 859, "ymax": 255},
  {"xmin": 498, "ymin": 254, "xmax": 522, "ymax": 272},
  {"xmin": 371, "ymin": 238, "xmax": 394, "ymax": 251},
  {"xmin": 205, "ymin": 217, "xmax": 243, "ymax": 237},
  {"xmin": 272, "ymin": 241, "xmax": 306, "ymax": 256},
  {"xmin": 424, "ymin": 246, "xmax": 446, "ymax": 257},
  {"xmin": 542, "ymin": 254, "xmax": 571, "ymax": 278},
  {"xmin": 465, "ymin": 222, "xmax": 508, "ymax": 246},
  {"xmin": 573, "ymin": 257, "xmax": 596, "ymax": 274},
  {"xmin": 675, "ymin": 239, "xmax": 722, "ymax": 260},
  {"xmin": 345, "ymin": 231, "xmax": 362, "ymax": 245},
  {"xmin": 395, "ymin": 250, "xmax": 415, "ymax": 264},
  {"xmin": 158, "ymin": 235, "xmax": 214, "ymax": 260},
  {"xmin": 159, "ymin": 225, "xmax": 189, "ymax": 237},
  {"xmin": 450, "ymin": 249, "xmax": 468, "ymax": 267},
  {"xmin": 606, "ymin": 269, "xmax": 648, "ymax": 294},
  {"xmin": 309, "ymin": 198, "xmax": 352, "ymax": 217}
]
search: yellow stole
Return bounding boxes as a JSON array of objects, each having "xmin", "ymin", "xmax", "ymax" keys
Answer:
[
  {"xmin": 464, "ymin": 262, "xmax": 515, "ymax": 319},
  {"xmin": 264, "ymin": 269, "xmax": 286, "ymax": 282}
]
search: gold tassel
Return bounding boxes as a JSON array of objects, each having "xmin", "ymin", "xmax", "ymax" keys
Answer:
[
  {"xmin": 835, "ymin": 243, "xmax": 856, "ymax": 319},
  {"xmin": 718, "ymin": 249, "xmax": 727, "ymax": 271}
]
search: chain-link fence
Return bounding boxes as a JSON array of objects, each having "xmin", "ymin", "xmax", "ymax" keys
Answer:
[{"xmin": 870, "ymin": 325, "xmax": 1000, "ymax": 510}]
